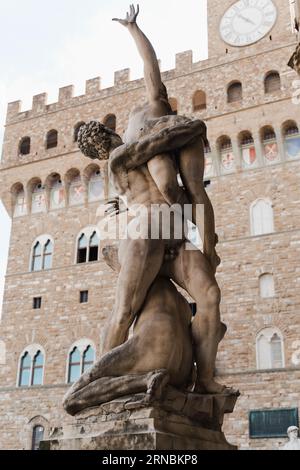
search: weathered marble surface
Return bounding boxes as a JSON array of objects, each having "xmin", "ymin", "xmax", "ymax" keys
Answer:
[{"xmin": 42, "ymin": 387, "xmax": 238, "ymax": 450}]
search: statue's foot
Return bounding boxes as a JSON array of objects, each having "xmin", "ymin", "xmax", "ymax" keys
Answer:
[
  {"xmin": 146, "ymin": 369, "xmax": 169, "ymax": 402},
  {"xmin": 194, "ymin": 379, "xmax": 237, "ymax": 395}
]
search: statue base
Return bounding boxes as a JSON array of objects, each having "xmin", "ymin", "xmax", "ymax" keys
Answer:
[{"xmin": 41, "ymin": 386, "xmax": 238, "ymax": 450}]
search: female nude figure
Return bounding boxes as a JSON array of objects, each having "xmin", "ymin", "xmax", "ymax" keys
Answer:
[{"xmin": 112, "ymin": 5, "xmax": 219, "ymax": 269}]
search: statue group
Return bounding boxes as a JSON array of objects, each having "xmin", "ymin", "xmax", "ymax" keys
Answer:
[{"xmin": 64, "ymin": 5, "xmax": 237, "ymax": 422}]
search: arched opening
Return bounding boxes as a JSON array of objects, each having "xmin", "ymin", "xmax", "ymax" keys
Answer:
[
  {"xmin": 31, "ymin": 425, "xmax": 45, "ymax": 451},
  {"xmin": 47, "ymin": 173, "xmax": 65, "ymax": 210},
  {"xmin": 283, "ymin": 121, "xmax": 300, "ymax": 160},
  {"xmin": 46, "ymin": 130, "xmax": 58, "ymax": 150},
  {"xmin": 239, "ymin": 131, "xmax": 257, "ymax": 168},
  {"xmin": 218, "ymin": 136, "xmax": 235, "ymax": 173},
  {"xmin": 227, "ymin": 81, "xmax": 242, "ymax": 103},
  {"xmin": 66, "ymin": 169, "xmax": 85, "ymax": 206},
  {"xmin": 193, "ymin": 90, "xmax": 206, "ymax": 112},
  {"xmin": 31, "ymin": 181, "xmax": 46, "ymax": 214},
  {"xmin": 19, "ymin": 137, "xmax": 31, "ymax": 156},
  {"xmin": 12, "ymin": 183, "xmax": 27, "ymax": 218},
  {"xmin": 261, "ymin": 126, "xmax": 279, "ymax": 163},
  {"xmin": 256, "ymin": 328, "xmax": 284, "ymax": 370},
  {"xmin": 259, "ymin": 273, "xmax": 275, "ymax": 298},
  {"xmin": 250, "ymin": 199, "xmax": 274, "ymax": 236},
  {"xmin": 264, "ymin": 71, "xmax": 281, "ymax": 94}
]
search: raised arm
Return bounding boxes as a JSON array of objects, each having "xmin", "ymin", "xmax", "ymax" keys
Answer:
[{"xmin": 113, "ymin": 4, "xmax": 166, "ymax": 103}]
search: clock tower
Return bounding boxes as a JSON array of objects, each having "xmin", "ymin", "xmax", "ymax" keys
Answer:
[{"xmin": 208, "ymin": 0, "xmax": 295, "ymax": 58}]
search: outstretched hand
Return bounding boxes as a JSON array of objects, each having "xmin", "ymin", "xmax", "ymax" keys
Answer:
[{"xmin": 113, "ymin": 4, "xmax": 140, "ymax": 27}]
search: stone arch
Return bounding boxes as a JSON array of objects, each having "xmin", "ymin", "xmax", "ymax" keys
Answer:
[
  {"xmin": 193, "ymin": 90, "xmax": 206, "ymax": 111},
  {"xmin": 264, "ymin": 70, "xmax": 281, "ymax": 94},
  {"xmin": 227, "ymin": 81, "xmax": 242, "ymax": 103}
]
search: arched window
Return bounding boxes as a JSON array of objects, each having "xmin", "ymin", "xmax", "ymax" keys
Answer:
[
  {"xmin": 67, "ymin": 341, "xmax": 95, "ymax": 383},
  {"xmin": 240, "ymin": 131, "xmax": 257, "ymax": 168},
  {"xmin": 43, "ymin": 240, "xmax": 53, "ymax": 270},
  {"xmin": 103, "ymin": 114, "xmax": 116, "ymax": 132},
  {"xmin": 82, "ymin": 346, "xmax": 95, "ymax": 372},
  {"xmin": 49, "ymin": 175, "xmax": 64, "ymax": 210},
  {"xmin": 283, "ymin": 122, "xmax": 300, "ymax": 160},
  {"xmin": 193, "ymin": 91, "xmax": 206, "ymax": 111},
  {"xmin": 19, "ymin": 352, "xmax": 31, "ymax": 387},
  {"xmin": 218, "ymin": 136, "xmax": 235, "ymax": 173},
  {"xmin": 31, "ymin": 236, "xmax": 54, "ymax": 272},
  {"xmin": 19, "ymin": 137, "xmax": 31, "ymax": 156},
  {"xmin": 18, "ymin": 346, "xmax": 45, "ymax": 387},
  {"xmin": 76, "ymin": 228, "xmax": 100, "ymax": 264},
  {"xmin": 250, "ymin": 199, "xmax": 274, "ymax": 236},
  {"xmin": 12, "ymin": 185, "xmax": 27, "ymax": 218},
  {"xmin": 32, "ymin": 242, "xmax": 43, "ymax": 272},
  {"xmin": 77, "ymin": 234, "xmax": 88, "ymax": 264},
  {"xmin": 256, "ymin": 328, "xmax": 284, "ymax": 370},
  {"xmin": 68, "ymin": 347, "xmax": 81, "ymax": 383},
  {"xmin": 89, "ymin": 231, "xmax": 100, "ymax": 262},
  {"xmin": 259, "ymin": 273, "xmax": 275, "ymax": 298},
  {"xmin": 168, "ymin": 98, "xmax": 178, "ymax": 115},
  {"xmin": 46, "ymin": 130, "xmax": 58, "ymax": 150},
  {"xmin": 31, "ymin": 183, "xmax": 46, "ymax": 214},
  {"xmin": 261, "ymin": 126, "xmax": 279, "ymax": 164},
  {"xmin": 227, "ymin": 81, "xmax": 242, "ymax": 103},
  {"xmin": 32, "ymin": 351, "xmax": 44, "ymax": 386},
  {"xmin": 88, "ymin": 170, "xmax": 104, "ymax": 202},
  {"xmin": 74, "ymin": 122, "xmax": 86, "ymax": 142},
  {"xmin": 32, "ymin": 425, "xmax": 44, "ymax": 451},
  {"xmin": 264, "ymin": 71, "xmax": 281, "ymax": 94},
  {"xmin": 69, "ymin": 175, "xmax": 85, "ymax": 206}
]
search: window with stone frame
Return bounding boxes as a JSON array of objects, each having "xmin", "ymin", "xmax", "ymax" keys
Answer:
[
  {"xmin": 256, "ymin": 328, "xmax": 284, "ymax": 370},
  {"xmin": 193, "ymin": 90, "xmax": 207, "ymax": 111},
  {"xmin": 88, "ymin": 170, "xmax": 104, "ymax": 202},
  {"xmin": 46, "ymin": 129, "xmax": 58, "ymax": 149},
  {"xmin": 259, "ymin": 273, "xmax": 275, "ymax": 298},
  {"xmin": 18, "ymin": 348, "xmax": 45, "ymax": 387},
  {"xmin": 227, "ymin": 81, "xmax": 242, "ymax": 103},
  {"xmin": 264, "ymin": 71, "xmax": 281, "ymax": 94},
  {"xmin": 31, "ymin": 425, "xmax": 45, "ymax": 450},
  {"xmin": 76, "ymin": 229, "xmax": 100, "ymax": 264},
  {"xmin": 19, "ymin": 136, "xmax": 31, "ymax": 156},
  {"xmin": 31, "ymin": 237, "xmax": 53, "ymax": 272},
  {"xmin": 67, "ymin": 343, "xmax": 95, "ymax": 383},
  {"xmin": 250, "ymin": 199, "xmax": 274, "ymax": 236}
]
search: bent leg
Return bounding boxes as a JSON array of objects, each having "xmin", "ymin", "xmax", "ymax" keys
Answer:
[
  {"xmin": 165, "ymin": 246, "xmax": 226, "ymax": 394},
  {"xmin": 102, "ymin": 237, "xmax": 165, "ymax": 354},
  {"xmin": 178, "ymin": 137, "xmax": 219, "ymax": 271},
  {"xmin": 64, "ymin": 370, "xmax": 169, "ymax": 416}
]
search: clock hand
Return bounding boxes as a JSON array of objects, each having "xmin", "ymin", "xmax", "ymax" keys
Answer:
[{"xmin": 237, "ymin": 13, "xmax": 256, "ymax": 26}]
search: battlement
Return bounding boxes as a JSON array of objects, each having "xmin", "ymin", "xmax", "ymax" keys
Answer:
[{"xmin": 5, "ymin": 50, "xmax": 215, "ymax": 124}]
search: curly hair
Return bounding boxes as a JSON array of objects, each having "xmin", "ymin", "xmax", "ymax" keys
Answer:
[{"xmin": 78, "ymin": 121, "xmax": 123, "ymax": 160}]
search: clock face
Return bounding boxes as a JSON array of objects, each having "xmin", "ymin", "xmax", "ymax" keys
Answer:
[{"xmin": 220, "ymin": 0, "xmax": 277, "ymax": 47}]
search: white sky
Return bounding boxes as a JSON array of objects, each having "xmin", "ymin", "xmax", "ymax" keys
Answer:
[{"xmin": 0, "ymin": 0, "xmax": 208, "ymax": 315}]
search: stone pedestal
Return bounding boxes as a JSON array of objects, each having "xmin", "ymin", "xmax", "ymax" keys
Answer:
[{"xmin": 41, "ymin": 387, "xmax": 239, "ymax": 450}]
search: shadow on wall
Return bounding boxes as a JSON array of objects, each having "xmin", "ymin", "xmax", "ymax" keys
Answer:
[{"xmin": 0, "ymin": 201, "xmax": 12, "ymax": 319}]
